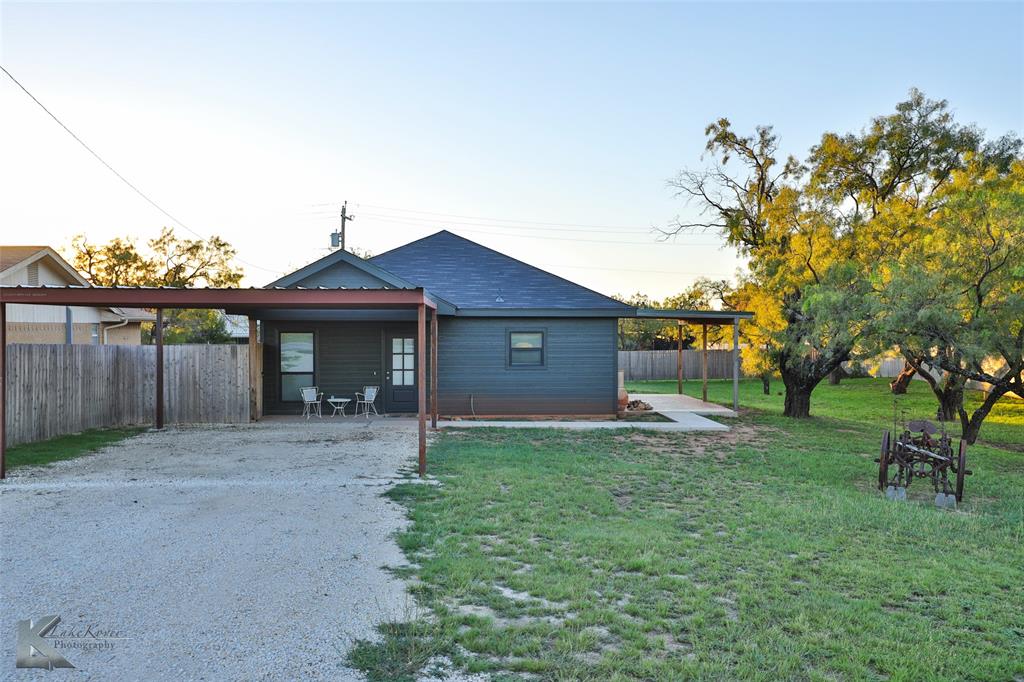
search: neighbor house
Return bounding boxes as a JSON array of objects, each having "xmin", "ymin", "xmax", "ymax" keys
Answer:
[
  {"xmin": 0, "ymin": 246, "xmax": 154, "ymax": 344},
  {"xmin": 246, "ymin": 230, "xmax": 744, "ymax": 417}
]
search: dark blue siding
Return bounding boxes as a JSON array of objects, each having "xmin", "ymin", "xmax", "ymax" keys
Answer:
[
  {"xmin": 262, "ymin": 316, "xmax": 618, "ymax": 416},
  {"xmin": 437, "ymin": 317, "xmax": 617, "ymax": 416},
  {"xmin": 263, "ymin": 321, "xmax": 394, "ymax": 414}
]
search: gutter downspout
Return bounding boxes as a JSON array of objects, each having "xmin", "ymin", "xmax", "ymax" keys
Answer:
[{"xmin": 103, "ymin": 316, "xmax": 129, "ymax": 344}]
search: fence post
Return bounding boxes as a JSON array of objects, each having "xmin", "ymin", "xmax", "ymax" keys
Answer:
[{"xmin": 248, "ymin": 318, "xmax": 258, "ymax": 421}]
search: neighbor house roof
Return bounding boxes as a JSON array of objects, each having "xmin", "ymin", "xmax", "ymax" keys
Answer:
[
  {"xmin": 369, "ymin": 230, "xmax": 632, "ymax": 314},
  {"xmin": 0, "ymin": 245, "xmax": 92, "ymax": 286},
  {"xmin": 1, "ymin": 246, "xmax": 155, "ymax": 322},
  {"xmin": 0, "ymin": 246, "xmax": 52, "ymax": 272}
]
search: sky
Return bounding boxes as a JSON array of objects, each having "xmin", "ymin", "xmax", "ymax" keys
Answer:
[{"xmin": 1, "ymin": 1, "xmax": 1021, "ymax": 298}]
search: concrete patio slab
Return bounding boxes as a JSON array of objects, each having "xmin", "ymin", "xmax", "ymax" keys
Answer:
[
  {"xmin": 631, "ymin": 392, "xmax": 738, "ymax": 418},
  {"xmin": 439, "ymin": 411, "xmax": 728, "ymax": 432}
]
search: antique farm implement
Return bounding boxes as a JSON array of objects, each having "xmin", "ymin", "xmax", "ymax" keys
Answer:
[{"xmin": 877, "ymin": 418, "xmax": 971, "ymax": 508}]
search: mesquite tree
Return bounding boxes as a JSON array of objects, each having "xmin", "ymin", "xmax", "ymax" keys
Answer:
[
  {"xmin": 666, "ymin": 90, "xmax": 981, "ymax": 417},
  {"xmin": 877, "ymin": 158, "xmax": 1024, "ymax": 443},
  {"xmin": 69, "ymin": 227, "xmax": 244, "ymax": 344}
]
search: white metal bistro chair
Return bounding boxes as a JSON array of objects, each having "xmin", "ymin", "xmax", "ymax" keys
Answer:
[
  {"xmin": 354, "ymin": 386, "xmax": 380, "ymax": 418},
  {"xmin": 300, "ymin": 386, "xmax": 323, "ymax": 419}
]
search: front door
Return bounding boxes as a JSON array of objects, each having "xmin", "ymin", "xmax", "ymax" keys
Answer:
[{"xmin": 385, "ymin": 334, "xmax": 418, "ymax": 412}]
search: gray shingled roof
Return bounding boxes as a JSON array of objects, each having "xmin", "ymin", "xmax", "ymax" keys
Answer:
[{"xmin": 369, "ymin": 230, "xmax": 631, "ymax": 312}]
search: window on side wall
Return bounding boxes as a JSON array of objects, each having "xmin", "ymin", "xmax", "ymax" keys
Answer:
[
  {"xmin": 508, "ymin": 330, "xmax": 545, "ymax": 367},
  {"xmin": 280, "ymin": 331, "xmax": 315, "ymax": 401}
]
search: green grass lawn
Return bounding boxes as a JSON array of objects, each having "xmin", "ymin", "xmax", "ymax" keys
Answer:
[
  {"xmin": 4, "ymin": 427, "xmax": 144, "ymax": 471},
  {"xmin": 351, "ymin": 379, "xmax": 1024, "ymax": 681}
]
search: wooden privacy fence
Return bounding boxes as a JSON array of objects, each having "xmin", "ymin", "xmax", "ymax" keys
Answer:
[
  {"xmin": 618, "ymin": 349, "xmax": 743, "ymax": 381},
  {"xmin": 4, "ymin": 343, "xmax": 250, "ymax": 447}
]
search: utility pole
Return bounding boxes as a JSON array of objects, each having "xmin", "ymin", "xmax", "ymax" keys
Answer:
[{"xmin": 331, "ymin": 201, "xmax": 355, "ymax": 251}]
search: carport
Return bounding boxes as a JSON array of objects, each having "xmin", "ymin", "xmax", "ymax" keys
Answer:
[
  {"xmin": 635, "ymin": 308, "xmax": 754, "ymax": 412},
  {"xmin": 0, "ymin": 285, "xmax": 441, "ymax": 479}
]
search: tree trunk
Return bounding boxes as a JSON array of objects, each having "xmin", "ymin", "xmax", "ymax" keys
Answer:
[
  {"xmin": 761, "ymin": 373, "xmax": 771, "ymax": 395},
  {"xmin": 911, "ymin": 359, "xmax": 966, "ymax": 425},
  {"xmin": 783, "ymin": 384, "xmax": 812, "ymax": 417},
  {"xmin": 778, "ymin": 346, "xmax": 849, "ymax": 418},
  {"xmin": 935, "ymin": 381, "xmax": 964, "ymax": 422},
  {"xmin": 962, "ymin": 387, "xmax": 1005, "ymax": 444},
  {"xmin": 890, "ymin": 361, "xmax": 915, "ymax": 394},
  {"xmin": 828, "ymin": 366, "xmax": 846, "ymax": 385}
]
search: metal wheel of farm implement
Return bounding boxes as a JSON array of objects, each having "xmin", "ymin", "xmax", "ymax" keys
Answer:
[
  {"xmin": 955, "ymin": 440, "xmax": 968, "ymax": 503},
  {"xmin": 878, "ymin": 431, "xmax": 891, "ymax": 490}
]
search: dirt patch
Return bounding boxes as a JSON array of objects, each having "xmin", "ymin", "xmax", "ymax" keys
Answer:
[{"xmin": 614, "ymin": 422, "xmax": 771, "ymax": 461}]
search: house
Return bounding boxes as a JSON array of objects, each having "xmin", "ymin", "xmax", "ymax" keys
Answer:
[
  {"xmin": 222, "ymin": 313, "xmax": 253, "ymax": 344},
  {"xmin": 249, "ymin": 230, "xmax": 743, "ymax": 417},
  {"xmin": 0, "ymin": 246, "xmax": 154, "ymax": 344}
]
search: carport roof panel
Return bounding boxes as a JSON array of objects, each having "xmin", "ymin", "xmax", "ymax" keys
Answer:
[
  {"xmin": 0, "ymin": 285, "xmax": 439, "ymax": 310},
  {"xmin": 634, "ymin": 308, "xmax": 754, "ymax": 324}
]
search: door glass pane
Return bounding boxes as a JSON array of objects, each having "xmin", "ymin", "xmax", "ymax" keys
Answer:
[
  {"xmin": 280, "ymin": 333, "xmax": 314, "ymax": 372},
  {"xmin": 393, "ymin": 371, "xmax": 405, "ymax": 386},
  {"xmin": 405, "ymin": 354, "xmax": 414, "ymax": 370},
  {"xmin": 404, "ymin": 370, "xmax": 414, "ymax": 385},
  {"xmin": 404, "ymin": 338, "xmax": 414, "ymax": 353},
  {"xmin": 393, "ymin": 354, "xmax": 404, "ymax": 370},
  {"xmin": 281, "ymin": 373, "xmax": 314, "ymax": 400},
  {"xmin": 392, "ymin": 338, "xmax": 402, "ymax": 353}
]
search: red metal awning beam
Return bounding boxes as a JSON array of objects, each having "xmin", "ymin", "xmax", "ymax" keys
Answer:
[{"xmin": 0, "ymin": 286, "xmax": 436, "ymax": 310}]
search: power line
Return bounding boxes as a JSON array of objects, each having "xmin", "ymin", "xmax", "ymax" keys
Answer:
[
  {"xmin": 537, "ymin": 262, "xmax": 739, "ymax": 277},
  {"xmin": 0, "ymin": 64, "xmax": 283, "ymax": 275},
  {"xmin": 311, "ymin": 200, "xmax": 710, "ymax": 234},
  {"xmin": 307, "ymin": 209, "xmax": 642, "ymax": 235},
  {"xmin": 354, "ymin": 212, "xmax": 727, "ymax": 246},
  {"xmin": 355, "ymin": 211, "xmax": 717, "ymax": 238}
]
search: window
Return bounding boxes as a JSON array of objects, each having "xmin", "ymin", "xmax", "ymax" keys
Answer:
[
  {"xmin": 508, "ymin": 331, "xmax": 544, "ymax": 367},
  {"xmin": 280, "ymin": 332, "xmax": 314, "ymax": 401},
  {"xmin": 91, "ymin": 324, "xmax": 100, "ymax": 345}
]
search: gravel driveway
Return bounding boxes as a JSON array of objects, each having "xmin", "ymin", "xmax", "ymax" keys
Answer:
[{"xmin": 0, "ymin": 419, "xmax": 426, "ymax": 681}]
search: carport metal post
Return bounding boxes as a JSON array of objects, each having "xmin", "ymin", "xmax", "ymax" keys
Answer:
[
  {"xmin": 732, "ymin": 317, "xmax": 740, "ymax": 412},
  {"xmin": 430, "ymin": 311, "xmax": 438, "ymax": 429},
  {"xmin": 701, "ymin": 323, "xmax": 708, "ymax": 403},
  {"xmin": 676, "ymin": 321, "xmax": 683, "ymax": 394},
  {"xmin": 417, "ymin": 303, "xmax": 427, "ymax": 476},
  {"xmin": 1, "ymin": 301, "xmax": 6, "ymax": 479},
  {"xmin": 155, "ymin": 308, "xmax": 164, "ymax": 430}
]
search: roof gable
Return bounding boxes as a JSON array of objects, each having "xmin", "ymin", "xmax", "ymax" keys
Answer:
[
  {"xmin": 0, "ymin": 246, "xmax": 91, "ymax": 286},
  {"xmin": 266, "ymin": 248, "xmax": 418, "ymax": 291},
  {"xmin": 370, "ymin": 231, "xmax": 631, "ymax": 313}
]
